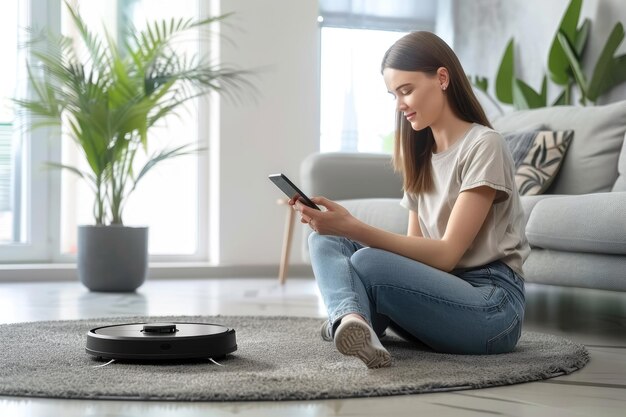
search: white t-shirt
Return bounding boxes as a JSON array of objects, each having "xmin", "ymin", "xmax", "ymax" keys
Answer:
[{"xmin": 400, "ymin": 124, "xmax": 530, "ymax": 277}]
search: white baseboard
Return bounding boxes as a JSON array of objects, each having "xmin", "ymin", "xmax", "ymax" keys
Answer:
[{"xmin": 0, "ymin": 263, "xmax": 314, "ymax": 282}]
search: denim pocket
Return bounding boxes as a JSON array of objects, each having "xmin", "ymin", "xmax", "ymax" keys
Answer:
[
  {"xmin": 472, "ymin": 279, "xmax": 497, "ymax": 301},
  {"xmin": 462, "ymin": 269, "xmax": 497, "ymax": 301},
  {"xmin": 488, "ymin": 262, "xmax": 526, "ymax": 308},
  {"xmin": 486, "ymin": 314, "xmax": 522, "ymax": 354}
]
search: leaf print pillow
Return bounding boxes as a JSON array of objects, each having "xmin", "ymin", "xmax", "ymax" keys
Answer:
[{"xmin": 503, "ymin": 130, "xmax": 574, "ymax": 195}]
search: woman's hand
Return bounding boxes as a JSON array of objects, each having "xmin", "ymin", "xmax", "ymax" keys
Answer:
[{"xmin": 288, "ymin": 196, "xmax": 359, "ymax": 237}]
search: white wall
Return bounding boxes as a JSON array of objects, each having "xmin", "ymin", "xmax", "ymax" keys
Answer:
[
  {"xmin": 217, "ymin": 0, "xmax": 319, "ymax": 266},
  {"xmin": 450, "ymin": 0, "xmax": 626, "ymax": 107}
]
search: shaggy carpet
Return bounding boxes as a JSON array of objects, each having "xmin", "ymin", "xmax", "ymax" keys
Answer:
[{"xmin": 0, "ymin": 315, "xmax": 589, "ymax": 401}]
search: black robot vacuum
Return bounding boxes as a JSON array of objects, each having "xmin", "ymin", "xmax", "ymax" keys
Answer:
[{"xmin": 86, "ymin": 322, "xmax": 237, "ymax": 361}]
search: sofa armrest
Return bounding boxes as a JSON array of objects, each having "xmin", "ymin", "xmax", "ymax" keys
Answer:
[
  {"xmin": 301, "ymin": 198, "xmax": 407, "ymax": 263},
  {"xmin": 519, "ymin": 195, "xmax": 563, "ymax": 226},
  {"xmin": 300, "ymin": 152, "xmax": 403, "ymax": 200}
]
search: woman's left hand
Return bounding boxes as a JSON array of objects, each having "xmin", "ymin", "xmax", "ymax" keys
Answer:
[{"xmin": 291, "ymin": 196, "xmax": 358, "ymax": 237}]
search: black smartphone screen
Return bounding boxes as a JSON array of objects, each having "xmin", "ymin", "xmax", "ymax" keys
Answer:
[{"xmin": 268, "ymin": 174, "xmax": 320, "ymax": 210}]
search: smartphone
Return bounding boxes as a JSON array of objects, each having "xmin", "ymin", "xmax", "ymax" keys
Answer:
[{"xmin": 268, "ymin": 173, "xmax": 320, "ymax": 210}]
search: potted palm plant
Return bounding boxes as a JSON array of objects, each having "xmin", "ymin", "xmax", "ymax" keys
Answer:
[{"xmin": 15, "ymin": 3, "xmax": 248, "ymax": 291}]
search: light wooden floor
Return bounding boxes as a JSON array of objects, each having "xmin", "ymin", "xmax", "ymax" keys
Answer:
[{"xmin": 0, "ymin": 277, "xmax": 625, "ymax": 416}]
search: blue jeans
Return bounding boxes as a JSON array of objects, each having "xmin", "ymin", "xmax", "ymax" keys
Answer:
[{"xmin": 308, "ymin": 233, "xmax": 525, "ymax": 355}]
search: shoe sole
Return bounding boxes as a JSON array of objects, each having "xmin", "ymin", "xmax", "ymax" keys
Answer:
[{"xmin": 335, "ymin": 322, "xmax": 391, "ymax": 369}]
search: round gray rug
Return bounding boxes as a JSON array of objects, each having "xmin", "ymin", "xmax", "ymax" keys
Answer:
[{"xmin": 0, "ymin": 315, "xmax": 589, "ymax": 401}]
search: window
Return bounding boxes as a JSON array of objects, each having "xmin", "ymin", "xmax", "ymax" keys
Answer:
[
  {"xmin": 0, "ymin": 0, "xmax": 211, "ymax": 263},
  {"xmin": 0, "ymin": 0, "xmax": 51, "ymax": 263},
  {"xmin": 318, "ymin": 0, "xmax": 436, "ymax": 153},
  {"xmin": 320, "ymin": 27, "xmax": 406, "ymax": 153},
  {"xmin": 0, "ymin": 1, "xmax": 19, "ymax": 243}
]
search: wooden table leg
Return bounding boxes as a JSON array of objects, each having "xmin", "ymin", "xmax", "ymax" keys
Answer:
[{"xmin": 278, "ymin": 199, "xmax": 296, "ymax": 285}]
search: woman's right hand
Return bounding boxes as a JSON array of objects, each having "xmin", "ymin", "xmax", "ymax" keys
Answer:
[{"xmin": 292, "ymin": 196, "xmax": 361, "ymax": 238}]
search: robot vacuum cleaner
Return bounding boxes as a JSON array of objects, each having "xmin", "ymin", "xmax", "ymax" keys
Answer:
[{"xmin": 86, "ymin": 322, "xmax": 237, "ymax": 361}]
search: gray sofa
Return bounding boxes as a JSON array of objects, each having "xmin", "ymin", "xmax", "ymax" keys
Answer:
[{"xmin": 300, "ymin": 100, "xmax": 626, "ymax": 292}]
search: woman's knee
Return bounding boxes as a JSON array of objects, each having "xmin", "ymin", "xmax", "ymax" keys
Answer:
[
  {"xmin": 307, "ymin": 231, "xmax": 320, "ymax": 248},
  {"xmin": 349, "ymin": 247, "xmax": 390, "ymax": 283},
  {"xmin": 309, "ymin": 232, "xmax": 360, "ymax": 252},
  {"xmin": 308, "ymin": 231, "xmax": 330, "ymax": 251},
  {"xmin": 308, "ymin": 231, "xmax": 338, "ymax": 250}
]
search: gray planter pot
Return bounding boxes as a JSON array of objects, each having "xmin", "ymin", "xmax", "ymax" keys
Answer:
[{"xmin": 78, "ymin": 225, "xmax": 148, "ymax": 292}]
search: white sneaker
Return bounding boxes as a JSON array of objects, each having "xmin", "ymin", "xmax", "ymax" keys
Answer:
[
  {"xmin": 320, "ymin": 320, "xmax": 333, "ymax": 342},
  {"xmin": 334, "ymin": 316, "xmax": 391, "ymax": 369}
]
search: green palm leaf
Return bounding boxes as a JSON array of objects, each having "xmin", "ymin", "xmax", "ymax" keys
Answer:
[
  {"xmin": 132, "ymin": 143, "xmax": 205, "ymax": 190},
  {"xmin": 588, "ymin": 23, "xmax": 626, "ymax": 102},
  {"xmin": 495, "ymin": 38, "xmax": 515, "ymax": 104},
  {"xmin": 575, "ymin": 18, "xmax": 591, "ymax": 57},
  {"xmin": 548, "ymin": 0, "xmax": 582, "ymax": 85},
  {"xmin": 557, "ymin": 32, "xmax": 588, "ymax": 104},
  {"xmin": 65, "ymin": 3, "xmax": 110, "ymax": 72},
  {"xmin": 512, "ymin": 76, "xmax": 547, "ymax": 110}
]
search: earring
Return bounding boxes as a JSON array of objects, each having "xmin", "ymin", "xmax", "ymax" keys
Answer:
[{"xmin": 442, "ymin": 85, "xmax": 447, "ymax": 91}]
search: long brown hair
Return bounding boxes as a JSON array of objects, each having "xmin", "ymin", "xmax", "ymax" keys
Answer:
[{"xmin": 381, "ymin": 31, "xmax": 491, "ymax": 194}]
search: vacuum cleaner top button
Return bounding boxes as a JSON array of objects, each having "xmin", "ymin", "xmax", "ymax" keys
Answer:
[{"xmin": 142, "ymin": 323, "xmax": 177, "ymax": 333}]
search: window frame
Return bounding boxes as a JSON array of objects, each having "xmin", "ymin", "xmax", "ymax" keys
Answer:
[{"xmin": 0, "ymin": 0, "xmax": 60, "ymax": 263}]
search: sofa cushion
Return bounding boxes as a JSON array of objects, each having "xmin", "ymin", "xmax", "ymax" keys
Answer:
[
  {"xmin": 524, "ymin": 250, "xmax": 626, "ymax": 291},
  {"xmin": 504, "ymin": 130, "xmax": 573, "ymax": 195},
  {"xmin": 525, "ymin": 192, "xmax": 626, "ymax": 254},
  {"xmin": 493, "ymin": 100, "xmax": 626, "ymax": 195}
]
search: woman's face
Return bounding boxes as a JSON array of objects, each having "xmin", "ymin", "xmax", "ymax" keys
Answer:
[{"xmin": 383, "ymin": 67, "xmax": 447, "ymax": 131}]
